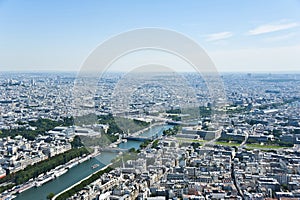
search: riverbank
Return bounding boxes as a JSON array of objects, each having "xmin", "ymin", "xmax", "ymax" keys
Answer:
[
  {"xmin": 53, "ymin": 163, "xmax": 113, "ymax": 200},
  {"xmin": 1, "ymin": 149, "xmax": 98, "ymax": 199},
  {"xmin": 0, "ymin": 148, "xmax": 90, "ymax": 197},
  {"xmin": 14, "ymin": 152, "xmax": 117, "ymax": 200},
  {"xmin": 125, "ymin": 122, "xmax": 165, "ymax": 137}
]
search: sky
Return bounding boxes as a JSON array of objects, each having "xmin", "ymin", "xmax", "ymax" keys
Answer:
[{"xmin": 1, "ymin": 0, "xmax": 300, "ymax": 72}]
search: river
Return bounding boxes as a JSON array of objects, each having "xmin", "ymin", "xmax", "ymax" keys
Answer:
[{"xmin": 15, "ymin": 124, "xmax": 173, "ymax": 200}]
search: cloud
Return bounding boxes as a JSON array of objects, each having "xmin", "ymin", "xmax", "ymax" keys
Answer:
[
  {"xmin": 248, "ymin": 22, "xmax": 299, "ymax": 35},
  {"xmin": 205, "ymin": 31, "xmax": 233, "ymax": 42},
  {"xmin": 264, "ymin": 32, "xmax": 297, "ymax": 42}
]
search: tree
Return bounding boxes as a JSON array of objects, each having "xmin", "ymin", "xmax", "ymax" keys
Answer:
[
  {"xmin": 71, "ymin": 135, "xmax": 83, "ymax": 148},
  {"xmin": 191, "ymin": 142, "xmax": 201, "ymax": 149},
  {"xmin": 47, "ymin": 192, "xmax": 55, "ymax": 199},
  {"xmin": 152, "ymin": 139, "xmax": 159, "ymax": 148}
]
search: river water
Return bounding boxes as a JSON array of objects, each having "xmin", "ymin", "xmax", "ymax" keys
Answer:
[{"xmin": 15, "ymin": 124, "xmax": 172, "ymax": 200}]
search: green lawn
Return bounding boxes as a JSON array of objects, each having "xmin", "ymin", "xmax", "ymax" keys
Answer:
[
  {"xmin": 215, "ymin": 141, "xmax": 241, "ymax": 147},
  {"xmin": 245, "ymin": 143, "xmax": 287, "ymax": 149},
  {"xmin": 175, "ymin": 138, "xmax": 205, "ymax": 143}
]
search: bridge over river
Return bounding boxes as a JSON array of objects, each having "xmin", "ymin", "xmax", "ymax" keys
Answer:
[
  {"xmin": 105, "ymin": 123, "xmax": 172, "ymax": 152},
  {"xmin": 121, "ymin": 122, "xmax": 168, "ymax": 142},
  {"xmin": 124, "ymin": 133, "xmax": 159, "ymax": 141},
  {"xmin": 100, "ymin": 147, "xmax": 129, "ymax": 153}
]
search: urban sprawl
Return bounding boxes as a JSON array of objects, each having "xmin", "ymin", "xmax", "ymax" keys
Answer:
[{"xmin": 0, "ymin": 72, "xmax": 300, "ymax": 200}]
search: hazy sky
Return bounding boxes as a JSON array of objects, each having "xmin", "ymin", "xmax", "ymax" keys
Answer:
[{"xmin": 1, "ymin": 0, "xmax": 300, "ymax": 72}]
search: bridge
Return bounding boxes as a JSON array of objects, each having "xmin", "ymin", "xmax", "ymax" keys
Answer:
[
  {"xmin": 166, "ymin": 120, "xmax": 196, "ymax": 126},
  {"xmin": 124, "ymin": 136, "xmax": 151, "ymax": 142},
  {"xmin": 99, "ymin": 147, "xmax": 128, "ymax": 153},
  {"xmin": 124, "ymin": 132, "xmax": 160, "ymax": 141}
]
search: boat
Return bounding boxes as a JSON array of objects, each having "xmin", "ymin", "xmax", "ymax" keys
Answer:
[
  {"xmin": 1, "ymin": 194, "xmax": 16, "ymax": 200},
  {"xmin": 54, "ymin": 168, "xmax": 68, "ymax": 178},
  {"xmin": 17, "ymin": 183, "xmax": 34, "ymax": 193},
  {"xmin": 0, "ymin": 167, "xmax": 6, "ymax": 179},
  {"xmin": 91, "ymin": 164, "xmax": 99, "ymax": 169},
  {"xmin": 78, "ymin": 156, "xmax": 90, "ymax": 163},
  {"xmin": 65, "ymin": 162, "xmax": 78, "ymax": 169},
  {"xmin": 35, "ymin": 175, "xmax": 54, "ymax": 187}
]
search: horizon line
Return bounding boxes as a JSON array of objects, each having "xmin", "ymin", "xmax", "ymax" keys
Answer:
[{"xmin": 1, "ymin": 69, "xmax": 300, "ymax": 74}]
